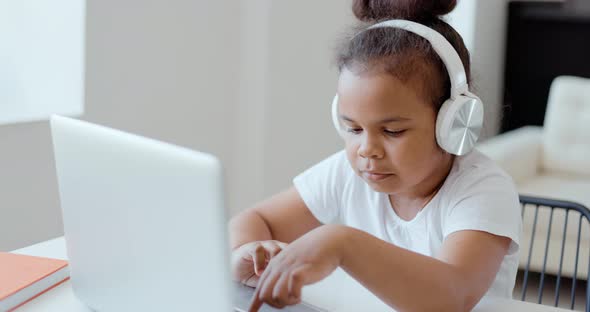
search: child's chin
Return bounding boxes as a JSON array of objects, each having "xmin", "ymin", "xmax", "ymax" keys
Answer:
[{"xmin": 366, "ymin": 180, "xmax": 398, "ymax": 194}]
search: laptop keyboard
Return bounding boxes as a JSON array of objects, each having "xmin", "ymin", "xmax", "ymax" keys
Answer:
[{"xmin": 232, "ymin": 282, "xmax": 327, "ymax": 312}]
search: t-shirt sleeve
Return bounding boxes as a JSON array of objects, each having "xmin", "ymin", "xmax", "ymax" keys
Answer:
[
  {"xmin": 292, "ymin": 150, "xmax": 350, "ymax": 224},
  {"xmin": 443, "ymin": 172, "xmax": 522, "ymax": 255}
]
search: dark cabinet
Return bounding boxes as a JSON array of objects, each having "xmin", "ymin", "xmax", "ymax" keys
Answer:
[{"xmin": 501, "ymin": 0, "xmax": 590, "ymax": 133}]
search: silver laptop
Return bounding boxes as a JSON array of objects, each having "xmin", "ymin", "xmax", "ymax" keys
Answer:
[{"xmin": 50, "ymin": 116, "xmax": 324, "ymax": 312}]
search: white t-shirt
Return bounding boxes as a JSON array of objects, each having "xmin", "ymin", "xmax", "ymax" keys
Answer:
[{"xmin": 293, "ymin": 149, "xmax": 522, "ymax": 299}]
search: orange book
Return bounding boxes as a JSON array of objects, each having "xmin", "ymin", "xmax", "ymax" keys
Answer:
[{"xmin": 0, "ymin": 252, "xmax": 69, "ymax": 311}]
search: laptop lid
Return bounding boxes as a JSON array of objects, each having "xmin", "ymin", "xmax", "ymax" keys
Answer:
[{"xmin": 50, "ymin": 115, "xmax": 231, "ymax": 311}]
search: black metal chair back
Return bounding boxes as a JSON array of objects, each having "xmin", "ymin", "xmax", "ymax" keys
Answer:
[{"xmin": 518, "ymin": 195, "xmax": 590, "ymax": 311}]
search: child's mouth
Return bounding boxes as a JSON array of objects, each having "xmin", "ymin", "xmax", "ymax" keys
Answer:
[{"xmin": 362, "ymin": 172, "xmax": 393, "ymax": 182}]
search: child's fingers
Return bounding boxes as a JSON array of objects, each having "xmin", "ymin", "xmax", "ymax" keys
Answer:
[
  {"xmin": 257, "ymin": 267, "xmax": 283, "ymax": 308},
  {"xmin": 249, "ymin": 259, "xmax": 274, "ymax": 312},
  {"xmin": 248, "ymin": 287, "xmax": 264, "ymax": 312},
  {"xmin": 272, "ymin": 271, "xmax": 296, "ymax": 307},
  {"xmin": 288, "ymin": 266, "xmax": 306, "ymax": 302},
  {"xmin": 261, "ymin": 241, "xmax": 283, "ymax": 258},
  {"xmin": 247, "ymin": 240, "xmax": 288, "ymax": 277},
  {"xmin": 252, "ymin": 243, "xmax": 267, "ymax": 276}
]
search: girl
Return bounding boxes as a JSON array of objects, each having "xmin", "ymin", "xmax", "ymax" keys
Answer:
[{"xmin": 230, "ymin": 1, "xmax": 522, "ymax": 311}]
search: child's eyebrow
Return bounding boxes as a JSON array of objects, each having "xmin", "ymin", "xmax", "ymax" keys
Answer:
[{"xmin": 341, "ymin": 115, "xmax": 411, "ymax": 123}]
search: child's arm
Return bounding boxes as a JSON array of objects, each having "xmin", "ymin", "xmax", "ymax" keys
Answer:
[
  {"xmin": 249, "ymin": 225, "xmax": 510, "ymax": 312},
  {"xmin": 229, "ymin": 187, "xmax": 322, "ymax": 249},
  {"xmin": 338, "ymin": 227, "xmax": 510, "ymax": 312}
]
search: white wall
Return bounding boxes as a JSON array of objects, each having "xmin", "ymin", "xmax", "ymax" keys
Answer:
[
  {"xmin": 448, "ymin": 0, "xmax": 509, "ymax": 138},
  {"xmin": 0, "ymin": 0, "xmax": 241, "ymax": 251},
  {"xmin": 237, "ymin": 0, "xmax": 351, "ymax": 202}
]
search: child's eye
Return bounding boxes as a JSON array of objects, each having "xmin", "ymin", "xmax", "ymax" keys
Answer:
[
  {"xmin": 346, "ymin": 127, "xmax": 362, "ymax": 134},
  {"xmin": 384, "ymin": 129, "xmax": 406, "ymax": 137}
]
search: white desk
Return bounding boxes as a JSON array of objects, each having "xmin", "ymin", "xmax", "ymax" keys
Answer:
[{"xmin": 12, "ymin": 237, "xmax": 569, "ymax": 312}]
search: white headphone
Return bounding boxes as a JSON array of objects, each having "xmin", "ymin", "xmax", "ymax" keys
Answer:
[{"xmin": 332, "ymin": 19, "xmax": 484, "ymax": 156}]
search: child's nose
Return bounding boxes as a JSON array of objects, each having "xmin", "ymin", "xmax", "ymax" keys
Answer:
[{"xmin": 358, "ymin": 134, "xmax": 384, "ymax": 159}]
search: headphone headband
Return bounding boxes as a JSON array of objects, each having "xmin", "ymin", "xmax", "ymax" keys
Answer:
[{"xmin": 363, "ymin": 19, "xmax": 469, "ymax": 99}]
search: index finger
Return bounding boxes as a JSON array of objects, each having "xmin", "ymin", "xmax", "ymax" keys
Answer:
[{"xmin": 248, "ymin": 287, "xmax": 264, "ymax": 312}]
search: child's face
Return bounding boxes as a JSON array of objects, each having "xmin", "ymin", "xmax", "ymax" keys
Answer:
[{"xmin": 337, "ymin": 68, "xmax": 450, "ymax": 195}]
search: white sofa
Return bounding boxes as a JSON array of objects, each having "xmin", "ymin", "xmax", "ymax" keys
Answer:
[{"xmin": 477, "ymin": 76, "xmax": 590, "ymax": 279}]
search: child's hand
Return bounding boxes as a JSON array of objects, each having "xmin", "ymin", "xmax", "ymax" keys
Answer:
[
  {"xmin": 248, "ymin": 225, "xmax": 347, "ymax": 312},
  {"xmin": 231, "ymin": 240, "xmax": 289, "ymax": 287}
]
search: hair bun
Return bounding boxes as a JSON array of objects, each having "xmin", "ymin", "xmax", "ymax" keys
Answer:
[{"xmin": 352, "ymin": 0, "xmax": 457, "ymax": 22}]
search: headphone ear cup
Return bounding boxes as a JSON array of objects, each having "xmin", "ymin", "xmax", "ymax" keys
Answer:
[
  {"xmin": 331, "ymin": 94, "xmax": 345, "ymax": 138},
  {"xmin": 435, "ymin": 95, "xmax": 484, "ymax": 156},
  {"xmin": 435, "ymin": 98, "xmax": 454, "ymax": 151}
]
